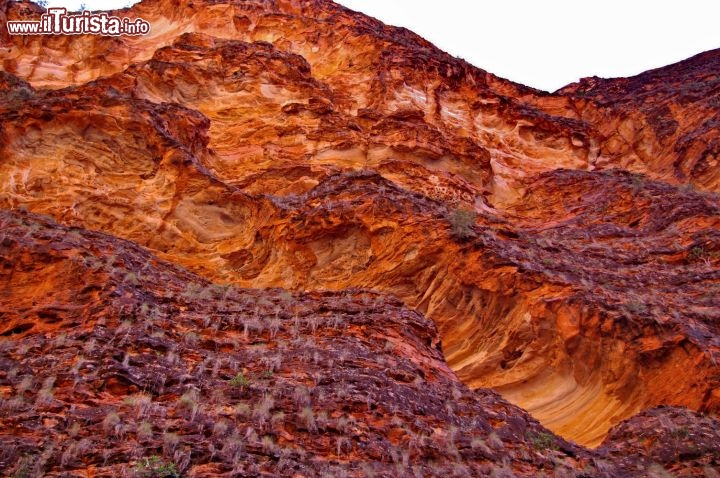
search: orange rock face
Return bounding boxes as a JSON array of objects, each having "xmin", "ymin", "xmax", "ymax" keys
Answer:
[{"xmin": 1, "ymin": 0, "xmax": 719, "ymax": 475}]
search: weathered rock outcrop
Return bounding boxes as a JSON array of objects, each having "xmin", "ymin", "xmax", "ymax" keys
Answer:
[
  {"xmin": 1, "ymin": 0, "xmax": 720, "ymax": 474},
  {"xmin": 0, "ymin": 209, "xmax": 601, "ymax": 476},
  {"xmin": 559, "ymin": 50, "xmax": 720, "ymax": 191}
]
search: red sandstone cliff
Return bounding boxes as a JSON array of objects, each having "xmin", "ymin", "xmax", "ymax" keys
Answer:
[{"xmin": 1, "ymin": 0, "xmax": 719, "ymax": 476}]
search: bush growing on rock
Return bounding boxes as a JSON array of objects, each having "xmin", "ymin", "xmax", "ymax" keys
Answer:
[{"xmin": 448, "ymin": 208, "xmax": 478, "ymax": 241}]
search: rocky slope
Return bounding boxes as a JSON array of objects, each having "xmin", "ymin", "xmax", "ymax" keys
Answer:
[
  {"xmin": 1, "ymin": 0, "xmax": 719, "ymax": 475},
  {"xmin": 0, "ymin": 209, "xmax": 600, "ymax": 477},
  {"xmin": 558, "ymin": 50, "xmax": 720, "ymax": 191}
]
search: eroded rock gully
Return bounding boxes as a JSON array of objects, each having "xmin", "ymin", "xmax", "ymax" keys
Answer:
[{"xmin": 1, "ymin": 0, "xmax": 720, "ymax": 475}]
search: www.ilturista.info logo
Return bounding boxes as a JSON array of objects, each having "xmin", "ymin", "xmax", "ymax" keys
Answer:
[{"xmin": 7, "ymin": 7, "xmax": 150, "ymax": 36}]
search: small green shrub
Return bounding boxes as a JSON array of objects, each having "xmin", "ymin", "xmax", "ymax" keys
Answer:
[
  {"xmin": 688, "ymin": 246, "xmax": 707, "ymax": 262},
  {"xmin": 134, "ymin": 455, "xmax": 179, "ymax": 477},
  {"xmin": 448, "ymin": 208, "xmax": 477, "ymax": 241},
  {"xmin": 228, "ymin": 373, "xmax": 250, "ymax": 387},
  {"xmin": 528, "ymin": 431, "xmax": 558, "ymax": 450}
]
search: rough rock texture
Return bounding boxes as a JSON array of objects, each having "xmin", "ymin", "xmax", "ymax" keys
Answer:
[
  {"xmin": 599, "ymin": 406, "xmax": 720, "ymax": 477},
  {"xmin": 558, "ymin": 50, "xmax": 720, "ymax": 191},
  {"xmin": 1, "ymin": 0, "xmax": 720, "ymax": 475},
  {"xmin": 0, "ymin": 210, "xmax": 603, "ymax": 477}
]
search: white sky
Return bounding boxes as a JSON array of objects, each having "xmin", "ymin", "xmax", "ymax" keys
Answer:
[{"xmin": 41, "ymin": 0, "xmax": 720, "ymax": 92}]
